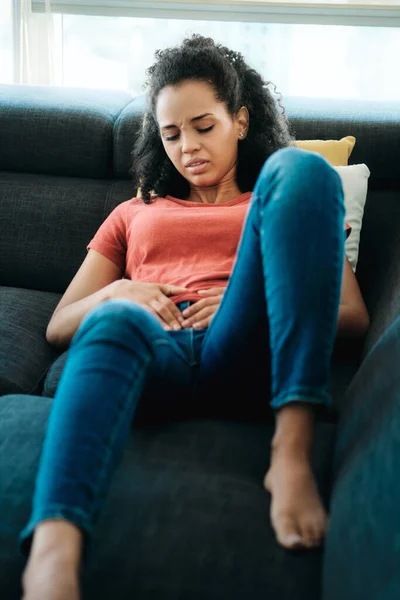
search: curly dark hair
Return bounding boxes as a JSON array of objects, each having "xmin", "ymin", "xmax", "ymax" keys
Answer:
[{"xmin": 132, "ymin": 34, "xmax": 295, "ymax": 204}]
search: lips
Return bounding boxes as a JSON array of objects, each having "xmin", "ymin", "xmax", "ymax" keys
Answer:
[
  {"xmin": 185, "ymin": 159, "xmax": 208, "ymax": 168},
  {"xmin": 185, "ymin": 161, "xmax": 209, "ymax": 174}
]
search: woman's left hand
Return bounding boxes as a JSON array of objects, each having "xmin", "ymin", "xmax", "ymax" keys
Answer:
[{"xmin": 180, "ymin": 287, "xmax": 225, "ymax": 329}]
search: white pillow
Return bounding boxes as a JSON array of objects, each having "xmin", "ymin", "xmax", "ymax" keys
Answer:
[{"xmin": 334, "ymin": 163, "xmax": 370, "ymax": 272}]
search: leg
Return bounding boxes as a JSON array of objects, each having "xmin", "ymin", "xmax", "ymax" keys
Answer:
[
  {"xmin": 20, "ymin": 299, "xmax": 196, "ymax": 600},
  {"xmin": 198, "ymin": 147, "xmax": 346, "ymax": 548}
]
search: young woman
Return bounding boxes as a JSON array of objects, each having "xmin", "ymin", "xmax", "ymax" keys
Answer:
[{"xmin": 21, "ymin": 34, "xmax": 369, "ymax": 600}]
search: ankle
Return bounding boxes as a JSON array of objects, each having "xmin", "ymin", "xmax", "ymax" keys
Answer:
[
  {"xmin": 270, "ymin": 436, "xmax": 312, "ymax": 463},
  {"xmin": 29, "ymin": 520, "xmax": 83, "ymax": 569},
  {"xmin": 272, "ymin": 402, "xmax": 316, "ymax": 458}
]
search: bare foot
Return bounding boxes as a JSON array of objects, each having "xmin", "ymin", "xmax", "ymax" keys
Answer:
[
  {"xmin": 264, "ymin": 447, "xmax": 328, "ymax": 550},
  {"xmin": 22, "ymin": 551, "xmax": 80, "ymax": 600}
]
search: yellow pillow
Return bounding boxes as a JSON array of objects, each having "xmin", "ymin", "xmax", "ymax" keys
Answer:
[{"xmin": 292, "ymin": 135, "xmax": 356, "ymax": 166}]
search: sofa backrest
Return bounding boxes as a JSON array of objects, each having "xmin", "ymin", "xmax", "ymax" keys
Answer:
[
  {"xmin": 1, "ymin": 84, "xmax": 399, "ymax": 348},
  {"xmin": 0, "ymin": 84, "xmax": 137, "ymax": 293}
]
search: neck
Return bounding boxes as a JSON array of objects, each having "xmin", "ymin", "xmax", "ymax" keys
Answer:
[{"xmin": 186, "ymin": 184, "xmax": 243, "ymax": 204}]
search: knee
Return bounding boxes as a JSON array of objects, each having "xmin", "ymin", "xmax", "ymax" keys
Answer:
[
  {"xmin": 256, "ymin": 146, "xmax": 343, "ymax": 207},
  {"xmin": 263, "ymin": 146, "xmax": 336, "ymax": 179}
]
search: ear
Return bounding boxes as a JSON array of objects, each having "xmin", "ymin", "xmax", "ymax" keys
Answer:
[{"xmin": 236, "ymin": 105, "xmax": 249, "ymax": 136}]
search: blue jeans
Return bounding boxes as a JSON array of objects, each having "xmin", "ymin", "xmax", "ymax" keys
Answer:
[{"xmin": 19, "ymin": 147, "xmax": 346, "ymax": 558}]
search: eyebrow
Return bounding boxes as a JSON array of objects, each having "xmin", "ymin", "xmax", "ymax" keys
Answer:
[{"xmin": 161, "ymin": 113, "xmax": 214, "ymax": 131}]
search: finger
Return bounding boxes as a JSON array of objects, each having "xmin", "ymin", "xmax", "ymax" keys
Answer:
[
  {"xmin": 181, "ymin": 297, "xmax": 220, "ymax": 319},
  {"xmin": 149, "ymin": 298, "xmax": 182, "ymax": 330},
  {"xmin": 183, "ymin": 306, "xmax": 216, "ymax": 328},
  {"xmin": 192, "ymin": 312, "xmax": 216, "ymax": 329},
  {"xmin": 181, "ymin": 304, "xmax": 201, "ymax": 320},
  {"xmin": 160, "ymin": 284, "xmax": 189, "ymax": 296},
  {"xmin": 144, "ymin": 306, "xmax": 166, "ymax": 327},
  {"xmin": 192, "ymin": 318, "xmax": 211, "ymax": 329},
  {"xmin": 170, "ymin": 302, "xmax": 185, "ymax": 325},
  {"xmin": 161, "ymin": 298, "xmax": 186, "ymax": 329},
  {"xmin": 198, "ymin": 287, "xmax": 225, "ymax": 295}
]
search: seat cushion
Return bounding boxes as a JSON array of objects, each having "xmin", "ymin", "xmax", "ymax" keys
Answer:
[
  {"xmin": 42, "ymin": 350, "xmax": 68, "ymax": 398},
  {"xmin": 0, "ymin": 393, "xmax": 337, "ymax": 600},
  {"xmin": 0, "ymin": 287, "xmax": 61, "ymax": 396}
]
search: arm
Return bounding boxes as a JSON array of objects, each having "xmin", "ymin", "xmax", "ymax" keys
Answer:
[
  {"xmin": 336, "ymin": 255, "xmax": 370, "ymax": 339},
  {"xmin": 47, "ymin": 284, "xmax": 116, "ymax": 351},
  {"xmin": 46, "ymin": 250, "xmax": 123, "ymax": 350}
]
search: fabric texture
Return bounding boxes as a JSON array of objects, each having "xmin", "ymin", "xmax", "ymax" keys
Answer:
[
  {"xmin": 0, "ymin": 393, "xmax": 335, "ymax": 600},
  {"xmin": 86, "ymin": 191, "xmax": 253, "ymax": 305},
  {"xmin": 355, "ymin": 189, "xmax": 400, "ymax": 357},
  {"xmin": 0, "ymin": 84, "xmax": 132, "ymax": 178},
  {"xmin": 334, "ymin": 164, "xmax": 370, "ymax": 272},
  {"xmin": 323, "ymin": 316, "xmax": 400, "ymax": 600},
  {"xmin": 0, "ymin": 172, "xmax": 136, "ymax": 292},
  {"xmin": 292, "ymin": 136, "xmax": 356, "ymax": 166},
  {"xmin": 0, "ymin": 287, "xmax": 60, "ymax": 396}
]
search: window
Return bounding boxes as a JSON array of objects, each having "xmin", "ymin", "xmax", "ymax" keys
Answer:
[
  {"xmin": 58, "ymin": 15, "xmax": 400, "ymax": 100},
  {"xmin": 0, "ymin": 0, "xmax": 13, "ymax": 83},
  {"xmin": 3, "ymin": 1, "xmax": 400, "ymax": 100},
  {"xmin": 31, "ymin": 1, "xmax": 400, "ymax": 28}
]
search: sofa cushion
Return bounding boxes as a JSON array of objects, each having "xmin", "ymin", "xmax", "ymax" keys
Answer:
[
  {"xmin": 0, "ymin": 287, "xmax": 60, "ymax": 397},
  {"xmin": 0, "ymin": 393, "xmax": 336, "ymax": 600},
  {"xmin": 42, "ymin": 351, "xmax": 68, "ymax": 399},
  {"xmin": 0, "ymin": 172, "xmax": 136, "ymax": 291},
  {"xmin": 293, "ymin": 135, "xmax": 356, "ymax": 166},
  {"xmin": 0, "ymin": 84, "xmax": 132, "ymax": 179}
]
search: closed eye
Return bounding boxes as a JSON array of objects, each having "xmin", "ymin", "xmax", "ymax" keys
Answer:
[{"xmin": 165, "ymin": 125, "xmax": 214, "ymax": 142}]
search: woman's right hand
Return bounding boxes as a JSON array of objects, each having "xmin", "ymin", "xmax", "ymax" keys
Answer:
[{"xmin": 108, "ymin": 279, "xmax": 189, "ymax": 331}]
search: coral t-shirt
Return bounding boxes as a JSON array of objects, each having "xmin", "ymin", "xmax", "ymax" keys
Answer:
[{"xmin": 86, "ymin": 193, "xmax": 352, "ymax": 305}]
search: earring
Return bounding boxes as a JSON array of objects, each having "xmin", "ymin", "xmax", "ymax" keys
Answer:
[{"xmin": 240, "ymin": 131, "xmax": 245, "ymax": 139}]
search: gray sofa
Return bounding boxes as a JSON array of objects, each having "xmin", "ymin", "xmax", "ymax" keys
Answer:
[{"xmin": 1, "ymin": 83, "xmax": 400, "ymax": 600}]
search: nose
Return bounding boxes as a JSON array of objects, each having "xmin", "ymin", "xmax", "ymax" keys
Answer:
[{"xmin": 181, "ymin": 131, "xmax": 201, "ymax": 155}]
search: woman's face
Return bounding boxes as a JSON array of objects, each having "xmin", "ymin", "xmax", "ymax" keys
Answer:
[{"xmin": 156, "ymin": 80, "xmax": 248, "ymax": 190}]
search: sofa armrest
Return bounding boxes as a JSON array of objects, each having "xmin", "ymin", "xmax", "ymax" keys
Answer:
[{"xmin": 322, "ymin": 316, "xmax": 400, "ymax": 600}]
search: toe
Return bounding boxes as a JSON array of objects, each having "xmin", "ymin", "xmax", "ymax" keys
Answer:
[
  {"xmin": 300, "ymin": 523, "xmax": 319, "ymax": 548},
  {"xmin": 281, "ymin": 533, "xmax": 306, "ymax": 550},
  {"xmin": 272, "ymin": 514, "xmax": 306, "ymax": 549},
  {"xmin": 300, "ymin": 515, "xmax": 326, "ymax": 548}
]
